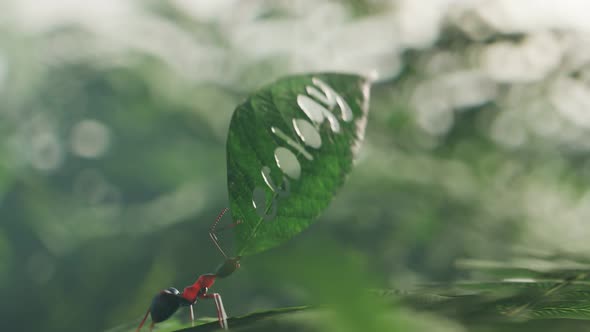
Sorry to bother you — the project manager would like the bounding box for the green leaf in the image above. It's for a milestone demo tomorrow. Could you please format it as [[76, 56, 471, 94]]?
[[226, 73, 371, 256], [368, 253, 590, 324], [528, 301, 590, 320], [455, 258, 590, 280]]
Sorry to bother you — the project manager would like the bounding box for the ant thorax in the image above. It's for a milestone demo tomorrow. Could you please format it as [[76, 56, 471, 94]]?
[[182, 274, 217, 303]]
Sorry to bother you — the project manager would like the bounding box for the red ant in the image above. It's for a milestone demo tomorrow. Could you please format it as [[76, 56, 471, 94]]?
[[136, 208, 241, 331]]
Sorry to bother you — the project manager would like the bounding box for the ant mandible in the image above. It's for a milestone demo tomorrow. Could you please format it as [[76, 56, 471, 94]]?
[[136, 208, 241, 331]]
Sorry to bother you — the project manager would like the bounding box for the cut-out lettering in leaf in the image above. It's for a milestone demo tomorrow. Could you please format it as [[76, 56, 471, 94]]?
[[226, 73, 371, 256]]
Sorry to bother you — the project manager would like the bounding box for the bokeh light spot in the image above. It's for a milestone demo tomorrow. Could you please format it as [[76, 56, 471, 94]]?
[[70, 119, 111, 158]]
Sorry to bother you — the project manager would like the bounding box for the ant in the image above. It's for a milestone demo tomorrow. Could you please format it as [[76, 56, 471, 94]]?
[[136, 208, 241, 331]]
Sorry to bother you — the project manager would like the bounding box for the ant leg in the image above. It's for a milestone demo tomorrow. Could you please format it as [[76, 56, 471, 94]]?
[[136, 308, 150, 332], [214, 220, 243, 233], [209, 208, 242, 259], [209, 208, 229, 259], [209, 208, 242, 260], [199, 293, 228, 330], [213, 293, 228, 330]]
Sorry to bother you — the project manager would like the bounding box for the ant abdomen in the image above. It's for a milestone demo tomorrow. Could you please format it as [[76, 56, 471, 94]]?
[[150, 288, 184, 323]]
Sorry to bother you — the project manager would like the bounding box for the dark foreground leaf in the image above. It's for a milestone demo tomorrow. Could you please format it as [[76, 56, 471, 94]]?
[[226, 73, 371, 256], [174, 306, 309, 332]]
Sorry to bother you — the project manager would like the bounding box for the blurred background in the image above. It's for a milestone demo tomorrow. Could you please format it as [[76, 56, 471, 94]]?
[[2, 0, 590, 331]]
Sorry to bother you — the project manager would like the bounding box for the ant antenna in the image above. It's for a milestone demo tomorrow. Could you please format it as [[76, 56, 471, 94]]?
[[210, 208, 230, 259]]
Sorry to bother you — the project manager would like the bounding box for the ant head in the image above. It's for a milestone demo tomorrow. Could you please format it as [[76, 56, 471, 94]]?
[[215, 256, 241, 278], [149, 287, 183, 323]]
